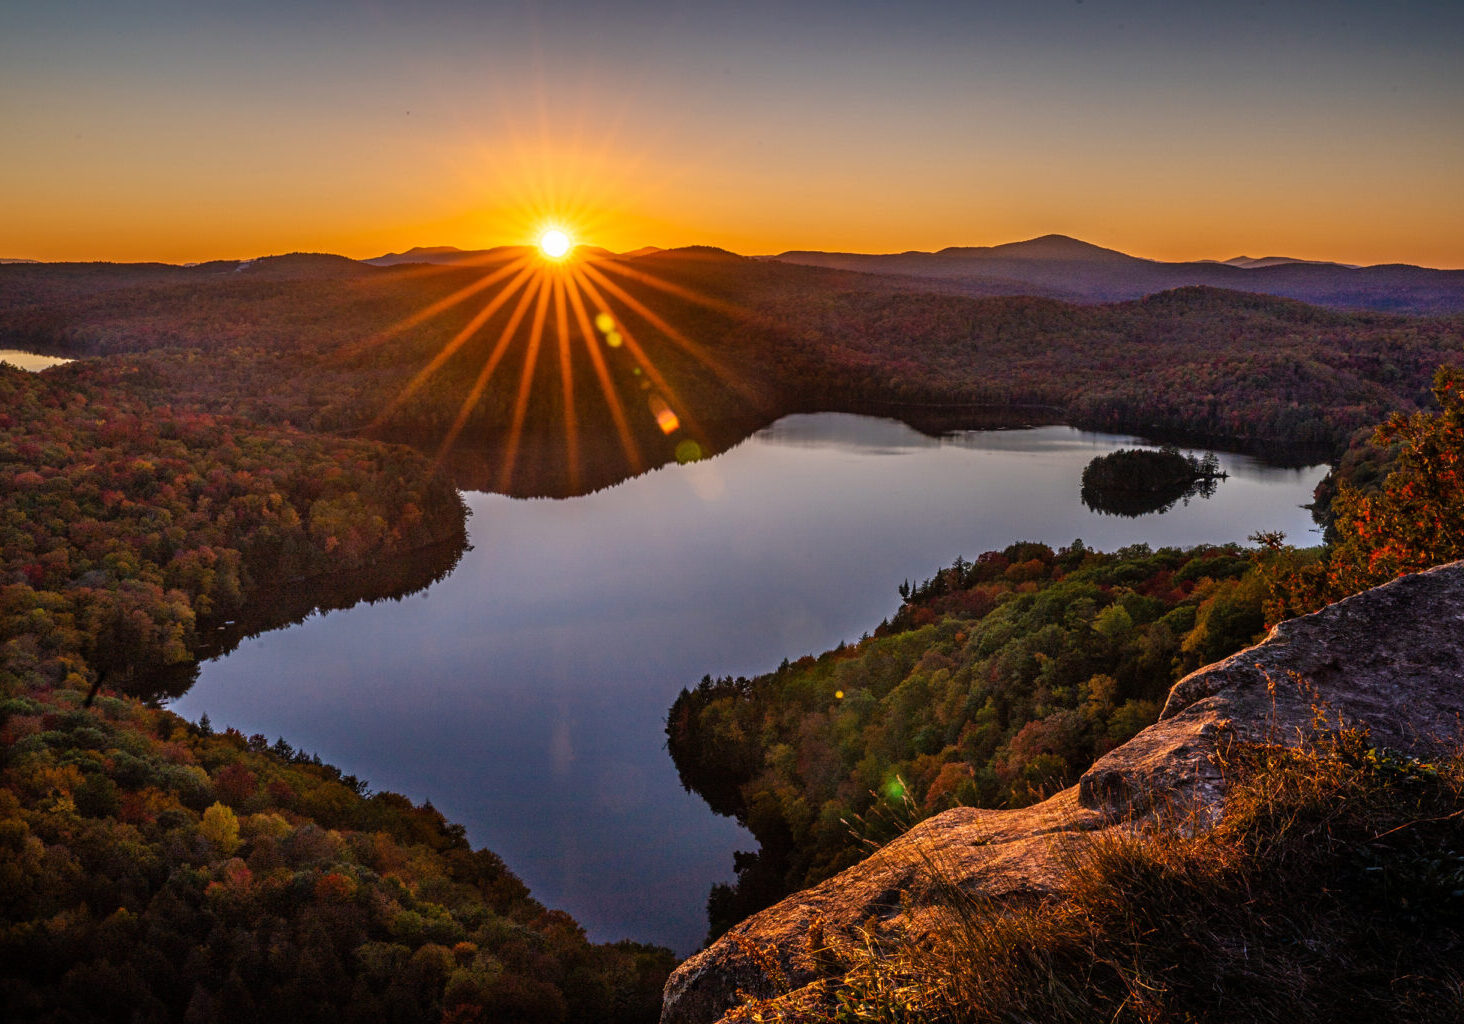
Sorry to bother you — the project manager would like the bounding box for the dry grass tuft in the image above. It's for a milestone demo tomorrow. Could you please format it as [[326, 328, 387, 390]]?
[[725, 731, 1464, 1023]]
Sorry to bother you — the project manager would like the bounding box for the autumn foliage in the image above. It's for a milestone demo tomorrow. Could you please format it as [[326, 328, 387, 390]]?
[[4, 256, 1463, 498], [0, 363, 465, 697], [668, 542, 1272, 939], [673, 363, 1464, 945], [1256, 365, 1464, 622], [1327, 366, 1464, 590], [0, 685, 672, 1022]]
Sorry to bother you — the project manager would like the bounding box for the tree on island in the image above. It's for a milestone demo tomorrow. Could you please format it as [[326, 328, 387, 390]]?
[[1080, 446, 1227, 517]]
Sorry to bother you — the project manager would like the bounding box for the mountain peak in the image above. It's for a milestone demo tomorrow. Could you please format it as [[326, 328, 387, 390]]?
[[980, 234, 1139, 262], [1221, 255, 1356, 270], [363, 245, 526, 267], [397, 245, 465, 258], [644, 245, 745, 261], [234, 252, 376, 278]]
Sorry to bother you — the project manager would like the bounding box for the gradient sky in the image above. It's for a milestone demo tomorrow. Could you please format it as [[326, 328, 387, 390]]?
[[3, 0, 1461, 265]]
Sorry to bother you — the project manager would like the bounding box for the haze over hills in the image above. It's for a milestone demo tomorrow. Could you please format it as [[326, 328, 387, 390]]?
[[365, 243, 624, 266], [773, 234, 1464, 314], [4, 242, 1463, 498], [360, 235, 1464, 314], [1219, 255, 1361, 270], [7, 235, 1461, 314]]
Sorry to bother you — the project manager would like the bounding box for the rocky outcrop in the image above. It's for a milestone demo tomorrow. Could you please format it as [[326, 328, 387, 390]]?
[[663, 561, 1464, 1024]]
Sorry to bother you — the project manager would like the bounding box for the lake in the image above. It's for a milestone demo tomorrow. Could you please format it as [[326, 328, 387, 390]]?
[[171, 415, 1327, 955], [0, 349, 74, 371]]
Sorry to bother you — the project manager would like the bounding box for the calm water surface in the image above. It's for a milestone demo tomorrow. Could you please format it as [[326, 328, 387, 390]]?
[[172, 416, 1327, 954], [0, 348, 74, 371]]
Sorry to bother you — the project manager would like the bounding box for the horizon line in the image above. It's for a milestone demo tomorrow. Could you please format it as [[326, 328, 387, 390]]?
[[5, 232, 1463, 273]]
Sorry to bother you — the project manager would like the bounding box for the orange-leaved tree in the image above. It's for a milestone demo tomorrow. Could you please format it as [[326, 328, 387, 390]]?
[[1328, 365, 1464, 593], [1256, 365, 1464, 626]]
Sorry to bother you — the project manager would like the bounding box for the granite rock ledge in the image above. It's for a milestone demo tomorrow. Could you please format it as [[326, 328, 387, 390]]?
[[662, 560, 1464, 1024]]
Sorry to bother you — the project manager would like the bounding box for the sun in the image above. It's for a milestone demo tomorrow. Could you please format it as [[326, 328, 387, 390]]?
[[361, 200, 744, 494], [538, 228, 572, 260]]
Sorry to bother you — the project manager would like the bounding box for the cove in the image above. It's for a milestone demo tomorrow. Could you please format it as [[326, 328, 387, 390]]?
[[170, 415, 1327, 955], [0, 348, 74, 371]]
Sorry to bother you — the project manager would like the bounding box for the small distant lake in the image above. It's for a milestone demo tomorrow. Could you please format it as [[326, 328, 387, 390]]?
[[0, 349, 73, 371], [171, 415, 1328, 955]]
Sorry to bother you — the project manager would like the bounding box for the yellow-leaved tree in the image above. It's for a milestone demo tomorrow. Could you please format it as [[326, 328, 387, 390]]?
[[199, 801, 240, 854]]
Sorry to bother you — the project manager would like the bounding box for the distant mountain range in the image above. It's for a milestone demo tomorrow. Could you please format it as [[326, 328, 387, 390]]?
[[771, 234, 1464, 314], [5, 242, 1463, 487], [363, 244, 647, 266], [7, 237, 1461, 315], [356, 236, 1464, 314], [1216, 255, 1360, 270]]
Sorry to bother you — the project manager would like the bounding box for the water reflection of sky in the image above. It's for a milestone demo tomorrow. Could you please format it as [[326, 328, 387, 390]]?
[[173, 415, 1327, 955], [0, 349, 73, 371]]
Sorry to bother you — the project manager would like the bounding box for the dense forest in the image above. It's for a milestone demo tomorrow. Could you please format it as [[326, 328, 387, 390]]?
[[4, 250, 1463, 1017], [667, 542, 1269, 938], [0, 362, 466, 701], [0, 361, 677, 1021], [0, 683, 672, 1023], [667, 366, 1464, 942], [2, 253, 1462, 496]]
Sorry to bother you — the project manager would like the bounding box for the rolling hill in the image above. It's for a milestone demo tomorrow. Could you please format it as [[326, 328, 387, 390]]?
[[774, 234, 1464, 314], [2, 247, 1461, 497]]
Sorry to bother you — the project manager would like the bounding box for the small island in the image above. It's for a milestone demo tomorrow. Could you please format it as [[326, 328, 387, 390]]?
[[1081, 446, 1228, 517]]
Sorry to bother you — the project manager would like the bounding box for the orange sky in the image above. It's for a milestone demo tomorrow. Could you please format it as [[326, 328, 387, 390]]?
[[3, 2, 1462, 268]]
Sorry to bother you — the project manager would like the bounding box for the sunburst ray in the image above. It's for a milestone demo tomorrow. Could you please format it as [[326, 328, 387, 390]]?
[[596, 257, 751, 321], [373, 261, 538, 428], [569, 265, 707, 441], [431, 269, 545, 467], [578, 260, 755, 402], [337, 254, 532, 364], [499, 274, 556, 488], [551, 272, 581, 492], [563, 268, 642, 474]]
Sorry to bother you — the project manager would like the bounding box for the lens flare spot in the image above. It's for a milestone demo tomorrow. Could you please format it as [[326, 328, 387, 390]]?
[[675, 438, 703, 463], [649, 395, 680, 434], [594, 312, 615, 333], [834, 689, 844, 700], [539, 229, 572, 259], [881, 776, 907, 803], [605, 330, 623, 347]]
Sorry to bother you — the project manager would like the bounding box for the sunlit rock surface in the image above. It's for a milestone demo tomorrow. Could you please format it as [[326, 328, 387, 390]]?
[[663, 560, 1464, 1024]]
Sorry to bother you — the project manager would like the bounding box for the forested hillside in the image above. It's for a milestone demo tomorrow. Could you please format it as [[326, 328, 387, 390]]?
[[668, 365, 1464, 943], [5, 250, 1463, 1015], [0, 361, 675, 1022], [3, 253, 1461, 496], [774, 234, 1464, 313], [0, 363, 466, 701], [0, 683, 672, 1023], [668, 542, 1269, 939]]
